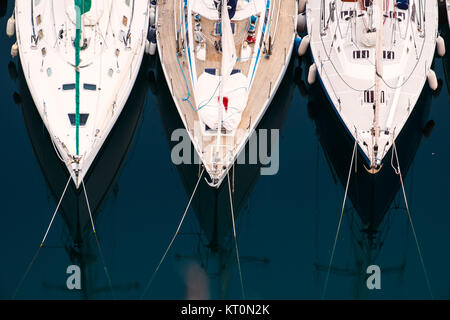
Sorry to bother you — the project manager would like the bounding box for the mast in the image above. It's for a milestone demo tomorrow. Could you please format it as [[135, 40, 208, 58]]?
[[216, 1, 224, 163], [372, 0, 383, 169], [75, 0, 82, 157], [216, 0, 236, 174]]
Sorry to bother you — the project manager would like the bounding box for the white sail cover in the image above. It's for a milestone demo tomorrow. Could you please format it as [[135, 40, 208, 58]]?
[[221, 0, 237, 103], [198, 0, 248, 132]]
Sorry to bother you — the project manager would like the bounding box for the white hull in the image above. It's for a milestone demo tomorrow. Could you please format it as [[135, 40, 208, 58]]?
[[306, 0, 438, 169], [447, 0, 450, 29], [14, 0, 150, 187]]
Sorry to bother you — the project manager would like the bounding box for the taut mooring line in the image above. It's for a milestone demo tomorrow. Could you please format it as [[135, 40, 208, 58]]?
[[322, 139, 357, 299], [227, 171, 245, 299], [82, 180, 115, 299], [392, 141, 433, 299], [140, 168, 205, 299], [12, 175, 72, 299]]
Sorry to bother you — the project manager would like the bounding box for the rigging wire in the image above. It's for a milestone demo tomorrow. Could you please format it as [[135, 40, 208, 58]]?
[[227, 171, 245, 299], [81, 180, 115, 299], [321, 138, 357, 299], [12, 175, 72, 299], [140, 168, 205, 299], [391, 140, 434, 299]]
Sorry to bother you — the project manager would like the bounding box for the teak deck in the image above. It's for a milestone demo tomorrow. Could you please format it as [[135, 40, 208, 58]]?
[[157, 0, 297, 185]]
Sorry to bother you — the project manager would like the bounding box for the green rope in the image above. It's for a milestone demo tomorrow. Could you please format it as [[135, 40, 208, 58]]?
[[74, 0, 91, 156], [75, 0, 81, 155]]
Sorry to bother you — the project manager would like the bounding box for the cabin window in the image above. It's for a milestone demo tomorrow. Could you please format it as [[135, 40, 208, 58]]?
[[383, 50, 395, 60], [353, 50, 369, 59], [364, 90, 385, 103], [62, 83, 76, 90], [364, 90, 374, 103], [68, 114, 89, 126], [83, 84, 97, 91]]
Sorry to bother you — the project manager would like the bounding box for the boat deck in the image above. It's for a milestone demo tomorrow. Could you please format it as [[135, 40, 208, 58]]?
[[306, 0, 438, 167], [157, 0, 296, 184]]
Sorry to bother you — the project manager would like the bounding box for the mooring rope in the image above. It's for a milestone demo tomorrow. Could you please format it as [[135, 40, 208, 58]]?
[[81, 180, 115, 299], [321, 139, 357, 299], [140, 168, 205, 299], [12, 175, 72, 299], [392, 141, 434, 299], [227, 171, 245, 299]]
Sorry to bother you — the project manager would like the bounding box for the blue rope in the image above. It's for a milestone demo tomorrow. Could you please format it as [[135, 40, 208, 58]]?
[[176, 51, 197, 112], [176, 1, 196, 112], [197, 80, 221, 110]]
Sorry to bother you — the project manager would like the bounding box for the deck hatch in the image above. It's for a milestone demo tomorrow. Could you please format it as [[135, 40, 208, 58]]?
[[83, 83, 97, 90], [62, 83, 76, 90], [205, 68, 217, 75], [68, 113, 89, 126]]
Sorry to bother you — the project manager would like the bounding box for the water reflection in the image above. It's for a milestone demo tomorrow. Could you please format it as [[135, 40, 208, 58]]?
[[299, 57, 433, 231], [11, 55, 150, 298], [296, 50, 435, 298], [439, 13, 450, 97], [151, 56, 296, 299], [0, 0, 6, 19], [2, 2, 448, 297]]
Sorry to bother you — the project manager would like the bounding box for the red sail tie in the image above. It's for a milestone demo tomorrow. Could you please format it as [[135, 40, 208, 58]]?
[[223, 97, 229, 111]]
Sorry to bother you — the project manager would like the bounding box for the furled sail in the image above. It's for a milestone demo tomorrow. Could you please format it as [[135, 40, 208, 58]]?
[[220, 0, 237, 105], [198, 0, 248, 132]]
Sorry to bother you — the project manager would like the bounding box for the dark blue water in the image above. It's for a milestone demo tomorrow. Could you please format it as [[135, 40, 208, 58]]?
[[1, 1, 450, 299]]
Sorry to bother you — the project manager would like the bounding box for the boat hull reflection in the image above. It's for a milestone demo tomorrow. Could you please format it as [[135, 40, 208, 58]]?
[[300, 57, 433, 230], [153, 55, 295, 298], [154, 56, 295, 249], [16, 56, 150, 298]]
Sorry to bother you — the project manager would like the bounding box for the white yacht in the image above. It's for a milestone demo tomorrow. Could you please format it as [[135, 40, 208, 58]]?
[[156, 0, 297, 187], [305, 0, 439, 172], [12, 0, 150, 187]]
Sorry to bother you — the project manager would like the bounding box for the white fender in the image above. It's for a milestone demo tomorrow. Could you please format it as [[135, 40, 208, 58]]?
[[149, 7, 156, 26], [6, 16, 15, 38], [436, 35, 446, 57], [298, 34, 310, 56], [298, 0, 306, 14], [308, 63, 317, 85], [427, 69, 438, 90], [145, 40, 151, 55], [11, 42, 18, 58], [297, 13, 307, 33], [149, 41, 157, 56]]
